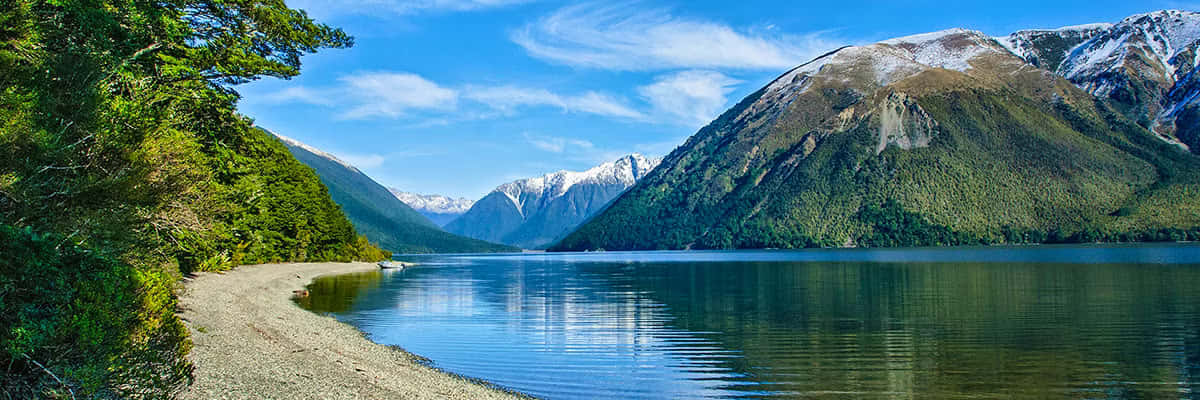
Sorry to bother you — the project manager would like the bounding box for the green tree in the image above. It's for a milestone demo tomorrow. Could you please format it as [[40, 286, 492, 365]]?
[[0, 1, 384, 397]]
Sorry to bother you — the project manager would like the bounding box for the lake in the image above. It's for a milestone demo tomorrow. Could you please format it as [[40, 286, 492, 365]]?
[[297, 245, 1200, 399]]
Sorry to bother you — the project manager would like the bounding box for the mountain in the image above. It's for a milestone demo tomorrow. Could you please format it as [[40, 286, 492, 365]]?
[[999, 10, 1200, 153], [445, 154, 661, 249], [389, 190, 475, 227], [552, 17, 1200, 252], [274, 133, 518, 254]]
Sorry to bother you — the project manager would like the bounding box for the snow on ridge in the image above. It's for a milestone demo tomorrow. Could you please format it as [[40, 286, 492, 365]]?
[[995, 23, 1113, 66], [1060, 10, 1200, 83], [768, 29, 1006, 95], [881, 28, 1001, 72], [492, 154, 662, 212], [1120, 9, 1199, 25], [390, 190, 475, 214], [271, 132, 362, 173], [768, 11, 1200, 98], [879, 28, 976, 46], [1059, 32, 1133, 82], [1013, 23, 1114, 34], [766, 51, 838, 93], [1048, 23, 1115, 33]]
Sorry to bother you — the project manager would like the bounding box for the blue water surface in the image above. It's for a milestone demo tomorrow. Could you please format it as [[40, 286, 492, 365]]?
[[299, 244, 1200, 399]]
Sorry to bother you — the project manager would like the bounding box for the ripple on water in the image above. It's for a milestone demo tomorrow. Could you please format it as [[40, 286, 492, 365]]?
[[302, 246, 1200, 399]]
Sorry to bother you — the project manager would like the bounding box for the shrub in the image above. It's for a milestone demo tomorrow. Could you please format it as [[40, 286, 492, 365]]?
[[0, 224, 192, 398]]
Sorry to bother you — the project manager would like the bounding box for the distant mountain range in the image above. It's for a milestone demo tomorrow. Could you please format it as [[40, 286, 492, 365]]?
[[553, 10, 1200, 251], [274, 133, 517, 254], [997, 10, 1200, 153], [445, 154, 660, 249], [389, 191, 474, 227]]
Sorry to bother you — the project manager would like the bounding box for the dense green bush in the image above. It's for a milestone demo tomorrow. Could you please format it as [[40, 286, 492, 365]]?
[[855, 199, 987, 248], [0, 224, 192, 398], [0, 0, 388, 397]]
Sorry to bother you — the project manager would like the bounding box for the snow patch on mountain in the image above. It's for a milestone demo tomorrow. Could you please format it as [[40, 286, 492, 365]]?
[[768, 29, 1009, 96], [1048, 23, 1116, 33], [389, 190, 475, 214], [995, 23, 1112, 69], [1060, 10, 1200, 83], [494, 154, 661, 214], [271, 132, 362, 173], [880, 28, 998, 72]]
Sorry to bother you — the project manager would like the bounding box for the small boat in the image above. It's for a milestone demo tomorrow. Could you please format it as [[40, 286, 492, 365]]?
[[377, 261, 415, 270]]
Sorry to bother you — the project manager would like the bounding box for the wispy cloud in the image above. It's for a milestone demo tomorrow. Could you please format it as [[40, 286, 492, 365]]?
[[568, 92, 645, 120], [638, 70, 740, 127], [267, 71, 646, 122], [464, 86, 644, 119], [334, 152, 387, 169], [524, 132, 596, 153], [261, 86, 336, 106], [288, 0, 535, 16], [337, 72, 459, 119], [511, 2, 843, 71]]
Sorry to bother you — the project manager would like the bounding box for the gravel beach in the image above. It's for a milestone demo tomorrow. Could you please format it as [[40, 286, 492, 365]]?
[[178, 262, 523, 400]]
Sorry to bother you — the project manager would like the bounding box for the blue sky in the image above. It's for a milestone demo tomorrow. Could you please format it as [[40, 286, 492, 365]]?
[[238, 0, 1198, 199]]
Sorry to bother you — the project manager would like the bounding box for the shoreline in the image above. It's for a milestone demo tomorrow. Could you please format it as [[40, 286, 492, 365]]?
[[178, 262, 523, 399]]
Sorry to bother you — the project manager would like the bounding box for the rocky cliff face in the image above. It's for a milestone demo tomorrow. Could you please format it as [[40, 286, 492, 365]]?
[[1000, 10, 1200, 152]]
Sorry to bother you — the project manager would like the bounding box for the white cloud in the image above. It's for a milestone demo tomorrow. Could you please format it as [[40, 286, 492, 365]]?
[[463, 86, 645, 119], [333, 152, 387, 169], [263, 72, 646, 122], [638, 70, 740, 127], [463, 86, 561, 111], [511, 2, 843, 71], [337, 72, 458, 119], [288, 0, 534, 16], [261, 86, 335, 106], [568, 92, 645, 119], [524, 132, 595, 153]]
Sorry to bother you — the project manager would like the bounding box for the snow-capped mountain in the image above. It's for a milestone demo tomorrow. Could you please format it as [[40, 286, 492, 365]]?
[[999, 10, 1200, 152], [771, 28, 1007, 94], [445, 154, 661, 249], [996, 23, 1113, 71], [494, 154, 660, 213], [274, 133, 365, 173], [553, 10, 1200, 252], [271, 132, 516, 253], [757, 28, 1033, 156], [389, 190, 475, 227]]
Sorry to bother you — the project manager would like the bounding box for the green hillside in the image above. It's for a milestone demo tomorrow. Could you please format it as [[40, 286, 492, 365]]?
[[0, 1, 387, 397], [279, 136, 519, 254], [552, 31, 1200, 252]]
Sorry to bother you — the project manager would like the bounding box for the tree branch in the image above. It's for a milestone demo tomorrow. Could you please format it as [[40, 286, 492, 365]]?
[[20, 354, 75, 400]]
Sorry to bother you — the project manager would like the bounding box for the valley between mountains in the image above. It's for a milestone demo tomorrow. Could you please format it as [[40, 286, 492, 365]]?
[[275, 10, 1200, 253]]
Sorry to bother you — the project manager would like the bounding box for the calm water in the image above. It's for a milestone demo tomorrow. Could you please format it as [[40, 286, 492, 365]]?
[[298, 245, 1200, 399]]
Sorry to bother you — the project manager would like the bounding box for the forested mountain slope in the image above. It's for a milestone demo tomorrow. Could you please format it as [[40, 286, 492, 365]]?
[[277, 134, 518, 254], [553, 23, 1200, 252], [390, 191, 475, 227]]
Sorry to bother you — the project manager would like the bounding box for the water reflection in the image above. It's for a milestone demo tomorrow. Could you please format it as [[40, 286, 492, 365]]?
[[300, 247, 1200, 399], [294, 270, 384, 313]]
